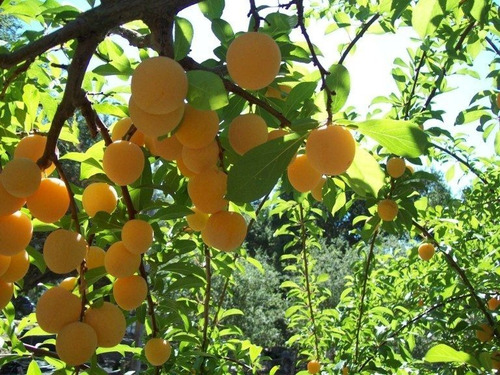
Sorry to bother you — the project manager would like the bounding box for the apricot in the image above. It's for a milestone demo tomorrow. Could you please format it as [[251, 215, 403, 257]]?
[[265, 84, 291, 100], [1, 158, 41, 198], [201, 211, 247, 252], [129, 96, 184, 138], [150, 135, 183, 161], [488, 297, 500, 311], [0, 280, 13, 310], [0, 250, 29, 282], [182, 140, 219, 174], [174, 104, 219, 149], [102, 140, 145, 186], [111, 117, 145, 146], [287, 154, 322, 193], [311, 176, 327, 202], [104, 241, 141, 278], [144, 337, 172, 366], [0, 255, 10, 277], [86, 246, 106, 269], [176, 156, 197, 178], [59, 276, 78, 291], [377, 199, 398, 222], [187, 168, 228, 214], [386, 157, 406, 179], [307, 360, 320, 374], [56, 322, 97, 366], [14, 134, 55, 175], [418, 243, 435, 261], [267, 128, 289, 141], [84, 302, 126, 348], [305, 125, 355, 176], [0, 177, 26, 217], [82, 182, 118, 218], [122, 219, 154, 255], [26, 178, 69, 223], [476, 323, 494, 342], [131, 56, 187, 114], [36, 286, 81, 333], [0, 211, 33, 256], [186, 207, 209, 232], [228, 114, 268, 155], [113, 275, 147, 311], [43, 229, 87, 274], [226, 32, 281, 90]]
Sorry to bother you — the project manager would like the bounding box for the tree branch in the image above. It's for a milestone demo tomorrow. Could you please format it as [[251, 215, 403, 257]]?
[[338, 13, 380, 65], [201, 245, 212, 353], [403, 49, 427, 120]]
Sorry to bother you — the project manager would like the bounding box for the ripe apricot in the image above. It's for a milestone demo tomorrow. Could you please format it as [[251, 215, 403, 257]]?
[[488, 297, 500, 311], [0, 211, 33, 256], [182, 140, 219, 174], [111, 117, 145, 146], [104, 241, 141, 278], [0, 177, 26, 217], [36, 286, 81, 333], [305, 125, 355, 176], [311, 176, 327, 202], [287, 154, 322, 193], [1, 158, 41, 198], [267, 128, 289, 141], [228, 114, 268, 155], [27, 177, 69, 223], [174, 104, 219, 149], [103, 140, 145, 186], [0, 250, 29, 282], [86, 246, 106, 270], [144, 337, 172, 366], [377, 199, 398, 222], [201, 211, 247, 252], [14, 134, 55, 175], [226, 32, 281, 90], [84, 302, 126, 348], [187, 168, 228, 214], [59, 276, 78, 291], [122, 219, 154, 255], [386, 157, 406, 179], [265, 84, 291, 100], [176, 156, 197, 178], [113, 275, 147, 311], [56, 322, 97, 366], [43, 229, 87, 274], [150, 135, 183, 161], [418, 243, 435, 261], [476, 323, 494, 342], [0, 255, 10, 277], [307, 360, 320, 374], [82, 182, 118, 218], [186, 207, 209, 232], [129, 97, 184, 138], [0, 280, 13, 310], [131, 56, 188, 114]]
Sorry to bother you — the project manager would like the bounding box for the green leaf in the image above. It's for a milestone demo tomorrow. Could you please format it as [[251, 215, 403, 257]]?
[[186, 70, 228, 110], [325, 64, 350, 114], [27, 360, 42, 375], [495, 130, 500, 156], [345, 146, 385, 197], [227, 133, 306, 203], [284, 82, 317, 117], [356, 119, 429, 157], [411, 0, 444, 38], [198, 0, 224, 20], [174, 17, 193, 60], [463, 0, 489, 23], [26, 245, 46, 273], [129, 152, 153, 211], [211, 18, 234, 46], [424, 344, 480, 368]]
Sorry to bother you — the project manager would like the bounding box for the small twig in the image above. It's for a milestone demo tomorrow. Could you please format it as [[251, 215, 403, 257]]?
[[52, 158, 81, 234], [486, 37, 500, 56], [220, 355, 253, 372], [139, 261, 159, 338], [0, 58, 33, 99], [338, 13, 380, 65], [201, 245, 212, 353], [248, 0, 263, 31], [403, 49, 427, 120], [23, 344, 90, 369]]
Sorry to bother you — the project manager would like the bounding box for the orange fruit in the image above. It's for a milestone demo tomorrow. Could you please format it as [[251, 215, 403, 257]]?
[[228, 113, 268, 155], [0, 255, 11, 277], [186, 207, 209, 232], [0, 176, 26, 217], [0, 211, 33, 256], [150, 135, 183, 161], [174, 104, 219, 149], [386, 157, 406, 179], [201, 211, 247, 252], [265, 84, 291, 100], [26, 177, 69, 223], [181, 140, 219, 174], [43, 229, 87, 274], [0, 250, 29, 282], [488, 297, 500, 311], [84, 302, 126, 347], [103, 140, 145, 186], [476, 323, 494, 342], [144, 337, 172, 366], [187, 168, 228, 214], [86, 246, 106, 270], [311, 176, 327, 202], [0, 280, 13, 310], [267, 128, 289, 141], [122, 219, 154, 255], [113, 275, 148, 311], [307, 360, 320, 374], [1, 158, 41, 198], [56, 322, 97, 366], [176, 156, 197, 178], [36, 286, 81, 333], [377, 199, 398, 222], [82, 182, 118, 218], [418, 243, 435, 261], [104, 241, 141, 278], [59, 276, 78, 291], [14, 134, 55, 175], [287, 154, 322, 193], [111, 117, 145, 146]]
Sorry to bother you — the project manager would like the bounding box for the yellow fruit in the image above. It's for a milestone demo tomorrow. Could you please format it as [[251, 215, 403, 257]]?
[[406, 165, 415, 174], [1, 157, 41, 198], [174, 104, 219, 149], [311, 176, 327, 202], [0, 250, 29, 282], [267, 128, 289, 141], [82, 182, 118, 218], [0, 280, 13, 310], [111, 117, 145, 146], [386, 157, 406, 179], [228, 113, 269, 155], [122, 219, 154, 255], [307, 360, 320, 374], [226, 32, 281, 90], [150, 135, 183, 161], [0, 176, 26, 217], [287, 154, 322, 193], [129, 96, 184, 138], [377, 199, 398, 222], [14, 134, 55, 175], [181, 140, 219, 174], [488, 297, 500, 311], [491, 351, 500, 370], [59, 277, 78, 291], [104, 241, 141, 278], [176, 156, 198, 178], [113, 275, 148, 311], [131, 56, 188, 114], [187, 168, 228, 214], [103, 140, 145, 186], [265, 84, 291, 99], [305, 125, 356, 176], [56, 322, 97, 366], [26, 178, 69, 223], [0, 255, 11, 277], [342, 365, 349, 375], [86, 246, 106, 269], [36, 286, 81, 333], [476, 323, 494, 342], [186, 207, 209, 232], [144, 337, 172, 366], [201, 211, 247, 252], [0, 211, 33, 256], [84, 302, 126, 348], [43, 229, 87, 274], [418, 243, 435, 261]]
